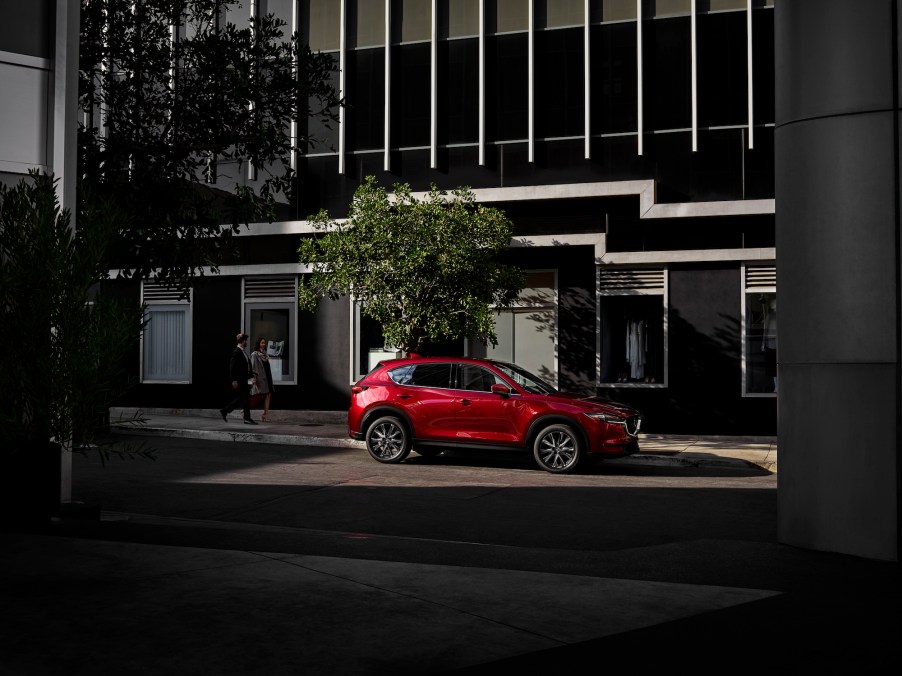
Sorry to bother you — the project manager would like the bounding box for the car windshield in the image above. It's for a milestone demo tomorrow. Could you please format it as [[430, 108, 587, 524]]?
[[492, 362, 557, 395]]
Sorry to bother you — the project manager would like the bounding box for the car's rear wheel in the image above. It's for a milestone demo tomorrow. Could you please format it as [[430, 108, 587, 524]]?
[[533, 424, 581, 474], [365, 416, 411, 463]]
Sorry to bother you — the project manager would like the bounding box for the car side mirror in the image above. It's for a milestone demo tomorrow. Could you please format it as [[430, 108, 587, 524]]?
[[490, 384, 511, 396]]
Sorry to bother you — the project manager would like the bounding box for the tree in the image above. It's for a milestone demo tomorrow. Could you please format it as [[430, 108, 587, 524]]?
[[0, 173, 151, 520], [79, 0, 341, 288], [297, 177, 526, 355]]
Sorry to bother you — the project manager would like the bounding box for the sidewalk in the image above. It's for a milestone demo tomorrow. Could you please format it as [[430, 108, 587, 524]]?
[[109, 407, 778, 473]]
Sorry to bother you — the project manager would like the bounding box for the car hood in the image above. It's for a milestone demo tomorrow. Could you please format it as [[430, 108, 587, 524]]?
[[547, 392, 639, 417]]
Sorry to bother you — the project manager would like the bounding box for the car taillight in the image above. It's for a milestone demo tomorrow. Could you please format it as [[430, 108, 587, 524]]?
[[351, 385, 368, 394]]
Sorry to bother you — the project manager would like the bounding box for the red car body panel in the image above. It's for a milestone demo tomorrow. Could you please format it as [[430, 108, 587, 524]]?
[[349, 356, 642, 459]]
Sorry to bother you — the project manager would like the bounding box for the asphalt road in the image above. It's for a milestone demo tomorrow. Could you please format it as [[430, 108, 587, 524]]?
[[21, 435, 895, 674]]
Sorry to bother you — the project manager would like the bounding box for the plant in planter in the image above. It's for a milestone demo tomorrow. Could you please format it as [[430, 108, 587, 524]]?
[[0, 173, 152, 525], [297, 177, 525, 356]]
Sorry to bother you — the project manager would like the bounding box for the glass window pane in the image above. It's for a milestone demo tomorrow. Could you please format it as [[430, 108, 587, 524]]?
[[592, 23, 638, 134], [440, 0, 480, 38], [459, 364, 502, 391], [493, 0, 529, 33], [599, 295, 664, 384], [535, 28, 584, 138], [645, 0, 691, 18], [248, 306, 292, 382], [697, 11, 747, 127], [0, 0, 50, 58], [143, 307, 188, 381], [394, 0, 432, 43], [346, 48, 385, 151], [542, 0, 584, 28], [644, 16, 691, 131], [350, 0, 386, 48], [392, 43, 431, 146], [410, 363, 453, 387], [487, 33, 529, 141], [513, 309, 556, 385], [700, 0, 748, 11], [439, 38, 479, 144], [746, 291, 777, 394], [302, 0, 341, 51], [592, 0, 637, 23]]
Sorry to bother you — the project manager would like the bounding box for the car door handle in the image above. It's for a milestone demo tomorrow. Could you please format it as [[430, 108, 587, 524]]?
[[397, 393, 411, 399], [459, 398, 472, 406]]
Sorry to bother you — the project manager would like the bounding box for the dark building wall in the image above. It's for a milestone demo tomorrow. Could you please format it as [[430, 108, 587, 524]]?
[[608, 264, 776, 435]]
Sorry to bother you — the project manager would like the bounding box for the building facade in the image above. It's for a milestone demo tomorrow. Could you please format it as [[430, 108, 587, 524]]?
[[119, 0, 777, 436]]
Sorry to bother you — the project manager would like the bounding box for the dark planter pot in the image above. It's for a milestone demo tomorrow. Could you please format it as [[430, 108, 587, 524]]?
[[2, 441, 62, 527]]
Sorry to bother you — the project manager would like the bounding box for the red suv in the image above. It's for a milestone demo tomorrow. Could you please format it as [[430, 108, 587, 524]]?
[[349, 356, 642, 474]]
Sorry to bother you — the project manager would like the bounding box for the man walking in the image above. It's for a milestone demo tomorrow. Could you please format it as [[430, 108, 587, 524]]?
[[220, 332, 257, 424]]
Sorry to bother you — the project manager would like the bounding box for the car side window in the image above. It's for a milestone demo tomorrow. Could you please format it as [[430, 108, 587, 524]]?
[[387, 365, 415, 385], [458, 364, 501, 392], [408, 363, 452, 388]]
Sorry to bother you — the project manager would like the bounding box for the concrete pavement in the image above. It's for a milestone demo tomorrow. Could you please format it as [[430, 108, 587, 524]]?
[[107, 406, 779, 473], [5, 409, 899, 674]]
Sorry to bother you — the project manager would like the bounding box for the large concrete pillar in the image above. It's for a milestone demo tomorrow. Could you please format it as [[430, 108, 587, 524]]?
[[776, 0, 901, 561]]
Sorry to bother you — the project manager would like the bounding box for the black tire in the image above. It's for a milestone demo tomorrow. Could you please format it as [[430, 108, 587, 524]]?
[[532, 424, 582, 474], [365, 416, 411, 463]]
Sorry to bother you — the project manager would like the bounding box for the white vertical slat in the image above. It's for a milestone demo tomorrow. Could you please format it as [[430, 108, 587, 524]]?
[[636, 0, 643, 156], [747, 0, 754, 149], [584, 0, 591, 159], [528, 0, 534, 163], [338, 0, 346, 174], [290, 0, 298, 171], [384, 0, 392, 170], [691, 0, 697, 153], [431, 0, 438, 169], [479, 0, 486, 166]]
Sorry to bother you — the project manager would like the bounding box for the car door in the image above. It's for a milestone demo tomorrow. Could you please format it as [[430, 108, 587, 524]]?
[[453, 364, 521, 446], [391, 362, 458, 442]]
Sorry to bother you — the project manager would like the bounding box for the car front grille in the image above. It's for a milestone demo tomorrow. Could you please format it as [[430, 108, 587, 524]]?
[[625, 415, 642, 437]]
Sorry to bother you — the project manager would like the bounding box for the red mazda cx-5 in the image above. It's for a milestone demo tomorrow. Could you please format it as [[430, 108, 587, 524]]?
[[348, 356, 642, 474]]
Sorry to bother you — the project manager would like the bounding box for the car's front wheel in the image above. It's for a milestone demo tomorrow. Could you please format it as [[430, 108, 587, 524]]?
[[365, 416, 411, 463], [533, 424, 582, 473]]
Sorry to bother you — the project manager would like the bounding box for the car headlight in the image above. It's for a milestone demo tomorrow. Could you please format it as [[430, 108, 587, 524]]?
[[584, 412, 625, 424]]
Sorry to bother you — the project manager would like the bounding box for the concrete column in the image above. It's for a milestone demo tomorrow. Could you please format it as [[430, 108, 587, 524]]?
[[776, 0, 901, 561]]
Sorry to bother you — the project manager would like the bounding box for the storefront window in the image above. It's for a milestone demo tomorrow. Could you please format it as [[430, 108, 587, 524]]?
[[742, 265, 776, 396], [243, 276, 297, 384], [597, 267, 667, 386], [141, 282, 191, 383], [744, 291, 777, 395]]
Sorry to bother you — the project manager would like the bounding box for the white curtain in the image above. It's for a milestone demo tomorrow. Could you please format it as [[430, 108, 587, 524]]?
[[144, 307, 187, 380]]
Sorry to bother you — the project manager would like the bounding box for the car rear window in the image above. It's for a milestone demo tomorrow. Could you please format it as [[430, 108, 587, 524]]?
[[388, 363, 452, 388]]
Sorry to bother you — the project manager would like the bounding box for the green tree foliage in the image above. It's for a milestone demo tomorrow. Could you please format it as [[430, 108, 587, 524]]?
[[79, 0, 341, 288], [0, 173, 150, 461], [297, 177, 526, 355]]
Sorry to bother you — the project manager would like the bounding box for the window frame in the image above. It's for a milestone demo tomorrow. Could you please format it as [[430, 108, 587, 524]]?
[[741, 262, 777, 398], [242, 277, 298, 386], [596, 266, 669, 388], [140, 284, 193, 384]]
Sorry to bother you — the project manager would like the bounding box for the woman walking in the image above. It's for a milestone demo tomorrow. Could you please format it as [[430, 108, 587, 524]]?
[[250, 337, 274, 422]]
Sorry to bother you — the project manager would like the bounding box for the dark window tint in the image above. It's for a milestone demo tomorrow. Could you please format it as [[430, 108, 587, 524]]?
[[0, 0, 50, 58], [535, 28, 584, 138], [752, 8, 774, 125], [458, 365, 501, 392], [304, 59, 341, 152], [409, 363, 453, 387], [591, 22, 638, 135], [644, 16, 691, 131], [486, 33, 528, 141], [697, 11, 747, 128], [388, 364, 415, 384], [392, 42, 431, 147], [346, 48, 385, 151], [439, 38, 479, 144]]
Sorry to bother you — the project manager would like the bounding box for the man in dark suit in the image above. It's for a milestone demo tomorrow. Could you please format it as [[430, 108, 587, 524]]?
[[220, 332, 257, 424]]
